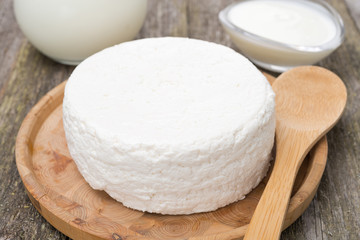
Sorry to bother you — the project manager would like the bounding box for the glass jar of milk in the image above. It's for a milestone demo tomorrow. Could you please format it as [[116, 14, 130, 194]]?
[[14, 0, 147, 65]]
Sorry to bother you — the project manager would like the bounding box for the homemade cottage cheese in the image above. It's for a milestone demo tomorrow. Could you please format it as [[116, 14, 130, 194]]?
[[63, 37, 276, 214]]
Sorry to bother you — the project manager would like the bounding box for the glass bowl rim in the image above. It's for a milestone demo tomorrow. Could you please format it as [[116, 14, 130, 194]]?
[[218, 0, 345, 53]]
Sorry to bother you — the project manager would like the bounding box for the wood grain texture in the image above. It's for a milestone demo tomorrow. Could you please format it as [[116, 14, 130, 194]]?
[[244, 67, 347, 240], [0, 0, 359, 239], [15, 76, 327, 240]]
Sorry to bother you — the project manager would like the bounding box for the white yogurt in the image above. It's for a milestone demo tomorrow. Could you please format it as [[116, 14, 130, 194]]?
[[219, 0, 344, 72], [228, 0, 336, 47]]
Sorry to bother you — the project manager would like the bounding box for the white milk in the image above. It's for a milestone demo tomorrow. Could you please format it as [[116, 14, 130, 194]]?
[[219, 0, 343, 72], [14, 0, 147, 65]]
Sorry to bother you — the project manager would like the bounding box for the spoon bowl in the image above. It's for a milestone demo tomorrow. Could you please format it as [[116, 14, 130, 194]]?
[[274, 67, 347, 130], [244, 66, 347, 240]]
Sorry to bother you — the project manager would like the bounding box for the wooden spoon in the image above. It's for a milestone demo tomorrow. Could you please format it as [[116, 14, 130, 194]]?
[[244, 66, 347, 240]]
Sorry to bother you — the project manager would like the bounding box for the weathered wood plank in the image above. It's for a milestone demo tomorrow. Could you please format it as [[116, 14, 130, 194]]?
[[345, 0, 360, 32], [0, 44, 74, 240], [0, 49, 73, 240], [0, 0, 23, 99], [138, 0, 188, 38], [187, 0, 231, 44]]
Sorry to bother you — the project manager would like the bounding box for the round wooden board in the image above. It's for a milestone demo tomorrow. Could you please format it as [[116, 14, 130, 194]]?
[[16, 74, 328, 240]]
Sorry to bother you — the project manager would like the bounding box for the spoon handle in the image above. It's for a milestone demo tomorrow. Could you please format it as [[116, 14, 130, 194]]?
[[244, 132, 313, 240]]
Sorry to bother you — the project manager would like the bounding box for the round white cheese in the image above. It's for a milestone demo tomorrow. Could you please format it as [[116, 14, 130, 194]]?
[[63, 37, 276, 214]]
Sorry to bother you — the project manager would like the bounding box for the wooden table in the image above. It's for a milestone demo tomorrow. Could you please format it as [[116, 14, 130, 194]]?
[[0, 0, 359, 239]]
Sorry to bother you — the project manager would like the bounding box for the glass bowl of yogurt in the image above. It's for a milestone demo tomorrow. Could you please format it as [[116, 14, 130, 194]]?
[[219, 0, 344, 72], [14, 0, 147, 65]]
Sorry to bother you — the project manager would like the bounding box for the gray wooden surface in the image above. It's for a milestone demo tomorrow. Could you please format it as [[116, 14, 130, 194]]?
[[0, 0, 359, 239]]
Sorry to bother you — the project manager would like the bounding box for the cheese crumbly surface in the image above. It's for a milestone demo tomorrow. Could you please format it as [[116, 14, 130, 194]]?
[[63, 37, 276, 214]]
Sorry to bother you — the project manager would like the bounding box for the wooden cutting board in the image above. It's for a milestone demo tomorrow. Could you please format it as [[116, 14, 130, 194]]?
[[15, 74, 327, 240]]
